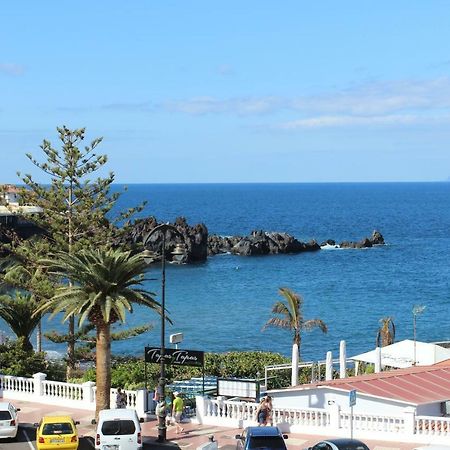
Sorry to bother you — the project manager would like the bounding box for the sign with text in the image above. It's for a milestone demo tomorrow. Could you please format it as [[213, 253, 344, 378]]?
[[349, 389, 357, 407], [145, 347, 204, 367]]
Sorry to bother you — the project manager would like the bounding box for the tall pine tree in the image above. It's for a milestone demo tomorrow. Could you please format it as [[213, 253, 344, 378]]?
[[17, 126, 145, 378]]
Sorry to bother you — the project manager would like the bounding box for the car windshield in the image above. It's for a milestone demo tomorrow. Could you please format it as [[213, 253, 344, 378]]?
[[42, 422, 74, 435], [0, 411, 12, 421], [338, 444, 370, 450], [249, 436, 287, 449], [101, 420, 136, 436]]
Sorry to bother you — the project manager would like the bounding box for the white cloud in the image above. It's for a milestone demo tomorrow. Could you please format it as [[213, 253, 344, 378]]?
[[160, 77, 450, 120], [277, 114, 424, 130], [0, 63, 25, 76], [161, 96, 282, 115]]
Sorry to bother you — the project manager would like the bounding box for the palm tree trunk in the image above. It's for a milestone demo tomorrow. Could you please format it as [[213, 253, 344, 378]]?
[[95, 321, 111, 419], [37, 320, 42, 353], [291, 342, 299, 386], [66, 316, 75, 380]]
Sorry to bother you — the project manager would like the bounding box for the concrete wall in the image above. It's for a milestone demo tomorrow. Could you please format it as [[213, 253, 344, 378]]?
[[271, 387, 413, 416]]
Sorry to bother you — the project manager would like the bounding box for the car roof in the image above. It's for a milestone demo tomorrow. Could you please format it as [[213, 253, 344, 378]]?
[[323, 439, 368, 446], [413, 447, 450, 450], [0, 402, 14, 409], [246, 426, 282, 437], [41, 415, 74, 423], [98, 409, 137, 420]]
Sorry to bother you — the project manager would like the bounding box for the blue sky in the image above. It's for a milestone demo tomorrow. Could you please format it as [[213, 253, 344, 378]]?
[[1, 1, 450, 183]]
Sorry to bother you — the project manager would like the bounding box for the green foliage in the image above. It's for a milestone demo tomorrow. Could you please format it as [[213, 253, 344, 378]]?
[[13, 126, 147, 376], [37, 247, 158, 327], [0, 338, 65, 380], [0, 292, 41, 350]]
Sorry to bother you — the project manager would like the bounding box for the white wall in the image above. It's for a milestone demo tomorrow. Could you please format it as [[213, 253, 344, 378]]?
[[271, 387, 413, 416]]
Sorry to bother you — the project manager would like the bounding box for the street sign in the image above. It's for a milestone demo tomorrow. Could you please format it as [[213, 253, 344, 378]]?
[[349, 389, 357, 407]]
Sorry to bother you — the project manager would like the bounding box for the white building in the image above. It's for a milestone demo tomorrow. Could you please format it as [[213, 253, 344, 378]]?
[[0, 184, 42, 225], [268, 359, 450, 417]]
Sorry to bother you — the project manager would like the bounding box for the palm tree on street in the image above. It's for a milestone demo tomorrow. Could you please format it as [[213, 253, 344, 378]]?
[[36, 247, 159, 418], [262, 287, 328, 387], [0, 292, 42, 351]]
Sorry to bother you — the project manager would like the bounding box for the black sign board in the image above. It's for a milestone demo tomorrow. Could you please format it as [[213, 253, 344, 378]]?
[[145, 347, 204, 367]]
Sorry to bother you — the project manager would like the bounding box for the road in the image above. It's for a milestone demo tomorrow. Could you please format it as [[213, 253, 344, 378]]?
[[0, 425, 96, 450]]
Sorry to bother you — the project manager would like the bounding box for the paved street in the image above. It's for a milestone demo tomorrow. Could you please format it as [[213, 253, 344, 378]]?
[[0, 399, 428, 450]]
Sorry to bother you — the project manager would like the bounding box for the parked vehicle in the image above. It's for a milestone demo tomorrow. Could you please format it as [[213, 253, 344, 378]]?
[[35, 415, 80, 450], [306, 438, 370, 450], [0, 401, 20, 440], [413, 447, 450, 450], [235, 426, 288, 450], [95, 408, 144, 450]]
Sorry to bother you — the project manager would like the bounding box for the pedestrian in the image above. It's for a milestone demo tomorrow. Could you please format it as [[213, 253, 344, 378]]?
[[256, 396, 271, 426], [116, 388, 127, 409], [172, 391, 184, 434], [265, 396, 273, 425]]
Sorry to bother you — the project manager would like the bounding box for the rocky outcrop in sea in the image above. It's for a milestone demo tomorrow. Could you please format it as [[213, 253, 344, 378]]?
[[128, 216, 385, 262]]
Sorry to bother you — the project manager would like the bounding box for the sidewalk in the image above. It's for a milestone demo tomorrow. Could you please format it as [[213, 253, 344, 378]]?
[[8, 398, 426, 450]]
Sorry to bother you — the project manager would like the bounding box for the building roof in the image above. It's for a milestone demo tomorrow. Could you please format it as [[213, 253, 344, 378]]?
[[0, 184, 21, 193], [279, 363, 450, 405], [350, 339, 450, 368]]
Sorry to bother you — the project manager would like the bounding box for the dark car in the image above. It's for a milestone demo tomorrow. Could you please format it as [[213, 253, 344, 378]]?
[[307, 438, 370, 450], [235, 426, 288, 450]]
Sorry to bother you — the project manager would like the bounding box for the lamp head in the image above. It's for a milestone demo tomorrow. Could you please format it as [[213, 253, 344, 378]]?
[[142, 249, 157, 265], [171, 243, 187, 263]]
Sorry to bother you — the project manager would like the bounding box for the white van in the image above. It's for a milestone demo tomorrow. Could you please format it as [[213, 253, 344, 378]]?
[[95, 409, 144, 450]]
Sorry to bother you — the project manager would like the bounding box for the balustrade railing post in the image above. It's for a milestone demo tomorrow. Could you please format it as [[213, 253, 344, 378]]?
[[135, 388, 147, 418], [82, 381, 96, 407], [33, 372, 47, 400], [329, 403, 341, 432], [195, 395, 207, 424], [403, 406, 416, 437]]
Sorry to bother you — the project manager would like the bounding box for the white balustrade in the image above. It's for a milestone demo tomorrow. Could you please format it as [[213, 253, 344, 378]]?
[[0, 372, 146, 416], [196, 396, 450, 444], [416, 416, 450, 437]]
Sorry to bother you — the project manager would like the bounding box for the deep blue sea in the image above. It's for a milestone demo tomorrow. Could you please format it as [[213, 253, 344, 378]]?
[[2, 183, 450, 362]]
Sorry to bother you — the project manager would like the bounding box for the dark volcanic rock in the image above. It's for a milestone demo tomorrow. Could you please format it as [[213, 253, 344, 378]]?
[[129, 216, 209, 263], [208, 229, 320, 256], [339, 230, 385, 249]]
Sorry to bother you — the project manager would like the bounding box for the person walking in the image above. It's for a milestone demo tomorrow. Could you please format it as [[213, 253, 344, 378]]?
[[256, 396, 271, 426], [116, 388, 127, 409], [172, 391, 184, 434]]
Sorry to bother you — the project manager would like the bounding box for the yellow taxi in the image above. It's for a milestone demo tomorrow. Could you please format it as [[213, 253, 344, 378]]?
[[35, 415, 80, 450]]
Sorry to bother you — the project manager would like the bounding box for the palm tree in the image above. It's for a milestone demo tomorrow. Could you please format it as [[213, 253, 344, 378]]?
[[262, 287, 328, 386], [0, 292, 42, 351], [35, 247, 159, 418], [376, 317, 396, 347]]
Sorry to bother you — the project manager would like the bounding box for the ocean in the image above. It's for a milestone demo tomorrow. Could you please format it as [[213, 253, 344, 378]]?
[[2, 182, 450, 363]]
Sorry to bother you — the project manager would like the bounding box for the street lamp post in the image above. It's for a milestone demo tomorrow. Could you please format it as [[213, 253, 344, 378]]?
[[142, 223, 186, 443], [412, 304, 426, 366]]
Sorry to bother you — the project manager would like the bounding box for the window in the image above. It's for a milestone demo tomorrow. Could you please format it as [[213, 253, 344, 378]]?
[[42, 423, 74, 435], [101, 420, 136, 436], [0, 411, 12, 421], [249, 436, 287, 449]]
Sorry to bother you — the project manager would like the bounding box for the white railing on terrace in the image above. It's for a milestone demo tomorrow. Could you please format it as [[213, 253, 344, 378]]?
[[196, 397, 450, 445], [416, 415, 450, 438], [0, 372, 147, 418]]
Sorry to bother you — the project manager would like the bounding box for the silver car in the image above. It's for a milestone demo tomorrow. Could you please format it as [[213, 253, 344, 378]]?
[[0, 401, 20, 440]]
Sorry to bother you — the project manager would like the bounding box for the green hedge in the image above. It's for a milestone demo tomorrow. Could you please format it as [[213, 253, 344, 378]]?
[[82, 351, 291, 390]]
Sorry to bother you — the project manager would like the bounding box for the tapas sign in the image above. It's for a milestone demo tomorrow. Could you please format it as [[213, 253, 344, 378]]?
[[145, 347, 204, 367]]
